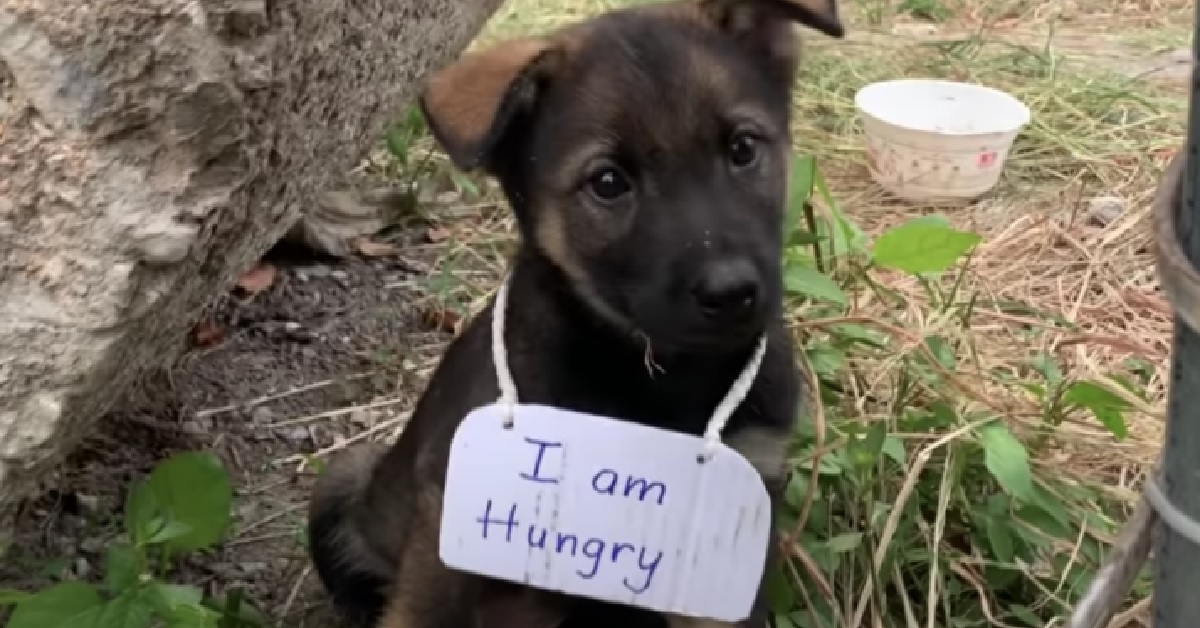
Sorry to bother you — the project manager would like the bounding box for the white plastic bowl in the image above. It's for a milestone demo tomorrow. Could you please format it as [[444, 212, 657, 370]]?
[[854, 79, 1031, 203]]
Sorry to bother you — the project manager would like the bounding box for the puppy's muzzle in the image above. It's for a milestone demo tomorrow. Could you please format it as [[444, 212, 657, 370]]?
[[691, 258, 762, 325]]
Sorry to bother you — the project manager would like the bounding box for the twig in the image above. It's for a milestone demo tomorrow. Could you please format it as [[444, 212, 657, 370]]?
[[235, 504, 303, 539], [848, 415, 994, 628], [280, 565, 314, 619], [194, 372, 378, 419], [1107, 596, 1152, 628], [949, 562, 1025, 628], [276, 412, 413, 469], [265, 397, 408, 428], [1064, 493, 1156, 628]]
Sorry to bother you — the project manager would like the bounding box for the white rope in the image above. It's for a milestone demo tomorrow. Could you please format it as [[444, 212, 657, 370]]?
[[490, 272, 768, 461], [700, 333, 768, 460], [492, 273, 519, 427]]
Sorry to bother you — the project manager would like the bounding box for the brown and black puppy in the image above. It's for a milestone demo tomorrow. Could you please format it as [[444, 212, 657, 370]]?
[[308, 0, 842, 627]]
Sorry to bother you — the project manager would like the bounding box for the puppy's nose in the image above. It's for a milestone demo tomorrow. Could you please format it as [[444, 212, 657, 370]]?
[[692, 259, 761, 321]]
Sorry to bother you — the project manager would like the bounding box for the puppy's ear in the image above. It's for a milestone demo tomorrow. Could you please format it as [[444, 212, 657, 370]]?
[[701, 0, 842, 38], [419, 39, 564, 171], [694, 0, 842, 83]]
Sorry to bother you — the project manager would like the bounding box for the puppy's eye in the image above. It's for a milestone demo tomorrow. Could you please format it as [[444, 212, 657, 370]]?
[[586, 167, 632, 202], [727, 132, 760, 169]]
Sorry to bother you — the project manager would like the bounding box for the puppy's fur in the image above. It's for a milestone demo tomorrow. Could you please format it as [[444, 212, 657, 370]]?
[[308, 1, 843, 626]]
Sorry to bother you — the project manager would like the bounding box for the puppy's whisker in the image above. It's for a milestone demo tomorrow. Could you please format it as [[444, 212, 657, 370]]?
[[636, 330, 665, 377]]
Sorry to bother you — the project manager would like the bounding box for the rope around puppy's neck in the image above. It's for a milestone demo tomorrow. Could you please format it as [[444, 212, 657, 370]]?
[[490, 273, 768, 461]]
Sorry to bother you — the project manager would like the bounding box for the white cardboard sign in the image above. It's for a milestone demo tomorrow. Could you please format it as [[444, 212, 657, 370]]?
[[438, 402, 772, 622]]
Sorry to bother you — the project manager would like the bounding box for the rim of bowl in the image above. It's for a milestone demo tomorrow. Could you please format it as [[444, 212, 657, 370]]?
[[854, 78, 1032, 137]]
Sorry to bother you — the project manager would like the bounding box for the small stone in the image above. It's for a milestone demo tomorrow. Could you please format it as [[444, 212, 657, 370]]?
[[891, 22, 938, 37], [281, 426, 309, 443], [251, 405, 275, 423], [76, 493, 99, 514], [349, 409, 371, 427], [284, 321, 302, 332], [209, 562, 238, 579], [80, 537, 104, 553], [74, 557, 90, 578], [240, 561, 268, 575], [1087, 196, 1126, 227]]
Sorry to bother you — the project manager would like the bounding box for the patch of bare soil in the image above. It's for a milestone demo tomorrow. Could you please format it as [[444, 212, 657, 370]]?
[[0, 234, 452, 627]]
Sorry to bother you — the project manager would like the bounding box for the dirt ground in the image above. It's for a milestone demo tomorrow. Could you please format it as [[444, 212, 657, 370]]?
[[0, 227, 459, 626]]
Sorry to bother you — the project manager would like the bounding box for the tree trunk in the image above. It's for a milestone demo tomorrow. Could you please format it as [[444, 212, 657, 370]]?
[[0, 0, 501, 512]]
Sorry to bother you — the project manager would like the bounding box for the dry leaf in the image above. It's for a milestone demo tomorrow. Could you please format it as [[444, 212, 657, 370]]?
[[352, 236, 401, 257], [426, 226, 453, 242], [192, 320, 226, 348], [420, 305, 462, 333], [236, 262, 277, 295]]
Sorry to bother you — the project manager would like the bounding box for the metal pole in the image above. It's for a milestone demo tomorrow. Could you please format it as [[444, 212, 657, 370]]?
[[1154, 2, 1200, 625]]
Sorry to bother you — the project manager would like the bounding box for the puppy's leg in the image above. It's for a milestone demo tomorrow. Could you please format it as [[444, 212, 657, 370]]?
[[379, 486, 571, 628], [672, 425, 788, 628], [308, 444, 394, 627]]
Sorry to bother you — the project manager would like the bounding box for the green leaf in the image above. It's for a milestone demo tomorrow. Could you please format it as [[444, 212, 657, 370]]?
[[784, 473, 810, 509], [146, 520, 195, 546], [0, 589, 30, 606], [1029, 483, 1072, 528], [162, 602, 222, 628], [449, 171, 480, 199], [1016, 504, 1074, 541], [830, 323, 888, 348], [826, 532, 864, 553], [7, 582, 103, 628], [763, 565, 795, 614], [787, 229, 824, 246], [1028, 353, 1063, 387], [846, 422, 888, 469], [126, 451, 233, 553], [882, 436, 906, 466], [813, 167, 866, 255], [207, 589, 268, 627], [153, 583, 204, 612], [125, 479, 158, 546], [805, 345, 846, 380], [104, 543, 143, 593], [1062, 380, 1130, 440], [150, 583, 212, 625], [1008, 605, 1043, 627], [978, 423, 1033, 501], [784, 265, 847, 306], [96, 590, 154, 628], [871, 218, 982, 275], [923, 335, 956, 370], [774, 613, 800, 628], [985, 516, 1015, 563], [39, 556, 71, 579], [784, 154, 816, 240]]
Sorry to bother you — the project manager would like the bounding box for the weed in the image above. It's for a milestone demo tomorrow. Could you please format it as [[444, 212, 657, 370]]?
[[897, 0, 953, 22], [0, 452, 261, 628], [766, 155, 1144, 628], [382, 104, 483, 217]]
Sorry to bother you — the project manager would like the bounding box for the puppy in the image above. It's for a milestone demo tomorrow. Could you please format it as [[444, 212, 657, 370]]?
[[308, 0, 843, 626]]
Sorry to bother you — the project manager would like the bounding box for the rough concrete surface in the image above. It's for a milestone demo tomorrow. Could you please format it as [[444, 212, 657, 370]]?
[[0, 0, 502, 518]]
